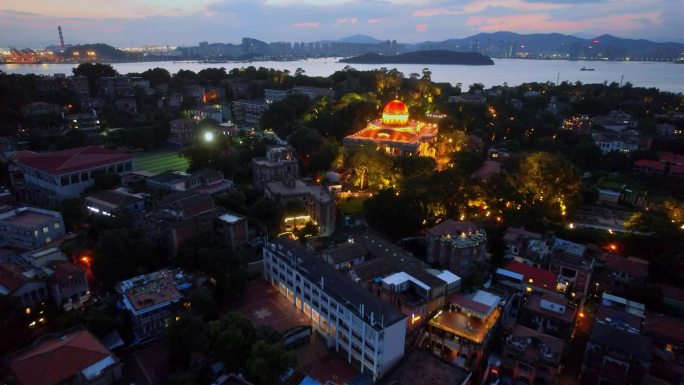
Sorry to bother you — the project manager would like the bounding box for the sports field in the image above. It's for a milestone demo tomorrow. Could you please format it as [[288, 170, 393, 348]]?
[[133, 150, 189, 174]]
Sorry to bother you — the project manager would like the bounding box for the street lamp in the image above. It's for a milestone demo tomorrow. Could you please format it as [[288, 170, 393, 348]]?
[[203, 131, 214, 142]]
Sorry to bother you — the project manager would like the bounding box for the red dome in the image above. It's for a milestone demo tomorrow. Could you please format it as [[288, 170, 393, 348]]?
[[383, 100, 408, 115]]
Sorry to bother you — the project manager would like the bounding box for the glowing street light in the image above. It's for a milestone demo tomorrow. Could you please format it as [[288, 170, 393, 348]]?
[[203, 131, 214, 142]]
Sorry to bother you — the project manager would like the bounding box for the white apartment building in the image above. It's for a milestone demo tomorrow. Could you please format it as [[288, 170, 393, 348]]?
[[263, 239, 406, 380]]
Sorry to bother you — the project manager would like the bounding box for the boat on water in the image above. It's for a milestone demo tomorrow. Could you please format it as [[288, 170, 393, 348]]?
[[580, 67, 595, 71]]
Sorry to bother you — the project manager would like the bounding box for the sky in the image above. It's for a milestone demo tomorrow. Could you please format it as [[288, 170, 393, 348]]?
[[1, 0, 682, 48]]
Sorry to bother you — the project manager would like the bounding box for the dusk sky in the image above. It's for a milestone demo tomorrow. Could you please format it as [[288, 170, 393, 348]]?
[[1, 0, 682, 48]]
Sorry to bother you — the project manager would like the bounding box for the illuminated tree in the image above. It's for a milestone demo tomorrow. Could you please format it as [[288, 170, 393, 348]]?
[[518, 152, 581, 218], [433, 130, 468, 170], [347, 145, 395, 190]]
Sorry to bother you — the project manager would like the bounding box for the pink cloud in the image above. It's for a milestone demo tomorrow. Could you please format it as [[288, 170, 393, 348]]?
[[291, 21, 319, 28], [466, 11, 661, 33], [416, 23, 428, 32], [414, 0, 568, 17], [335, 17, 358, 26], [367, 18, 383, 24]]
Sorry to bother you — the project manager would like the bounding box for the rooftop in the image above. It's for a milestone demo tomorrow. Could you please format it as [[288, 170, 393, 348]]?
[[86, 190, 142, 208], [503, 227, 543, 243], [643, 312, 684, 344], [427, 220, 487, 249], [0, 262, 28, 293], [270, 238, 405, 329], [603, 254, 649, 279], [9, 329, 114, 385], [589, 322, 652, 361], [322, 242, 367, 265], [506, 324, 565, 363], [378, 349, 471, 385], [117, 269, 183, 313], [524, 293, 576, 323], [634, 159, 666, 170], [0, 207, 59, 228], [265, 179, 332, 203], [502, 261, 558, 291], [430, 290, 501, 343], [14, 145, 131, 175]]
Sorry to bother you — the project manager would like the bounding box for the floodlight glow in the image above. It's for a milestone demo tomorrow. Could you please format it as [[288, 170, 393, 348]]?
[[204, 132, 214, 142]]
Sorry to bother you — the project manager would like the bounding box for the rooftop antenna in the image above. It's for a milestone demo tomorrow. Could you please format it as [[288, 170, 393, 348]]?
[[58, 26, 65, 51]]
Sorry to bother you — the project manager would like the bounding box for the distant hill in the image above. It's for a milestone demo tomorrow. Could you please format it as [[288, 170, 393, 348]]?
[[410, 32, 684, 59], [338, 35, 383, 44], [340, 50, 494, 65], [63, 43, 127, 60]]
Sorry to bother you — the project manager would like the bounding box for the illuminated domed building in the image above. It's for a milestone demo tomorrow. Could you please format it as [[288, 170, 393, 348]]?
[[343, 100, 437, 157]]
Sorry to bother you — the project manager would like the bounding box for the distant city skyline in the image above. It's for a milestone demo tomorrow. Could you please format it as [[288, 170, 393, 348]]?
[[1, 0, 682, 48]]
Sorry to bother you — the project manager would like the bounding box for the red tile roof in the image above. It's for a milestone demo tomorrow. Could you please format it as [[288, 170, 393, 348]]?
[[503, 261, 558, 290], [659, 151, 684, 165], [644, 312, 684, 344], [0, 263, 28, 292], [671, 165, 684, 175], [49, 261, 84, 283], [634, 159, 665, 170], [14, 146, 131, 175], [9, 329, 112, 385], [604, 256, 649, 279]]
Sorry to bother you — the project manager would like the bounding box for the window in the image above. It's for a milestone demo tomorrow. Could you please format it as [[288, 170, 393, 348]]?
[[81, 172, 89, 181], [43, 227, 49, 233], [117, 164, 123, 172], [70, 174, 79, 184], [54, 222, 60, 229], [60, 176, 69, 186]]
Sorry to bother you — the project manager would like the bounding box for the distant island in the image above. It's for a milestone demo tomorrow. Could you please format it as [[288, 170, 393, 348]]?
[[340, 50, 495, 65]]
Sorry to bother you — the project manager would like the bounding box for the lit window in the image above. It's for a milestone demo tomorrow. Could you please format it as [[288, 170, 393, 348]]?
[[43, 227, 49, 233], [54, 222, 60, 229]]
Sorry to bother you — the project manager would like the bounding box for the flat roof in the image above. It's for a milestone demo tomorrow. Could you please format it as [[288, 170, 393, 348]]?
[[265, 179, 332, 203], [378, 349, 470, 385], [219, 213, 243, 223], [1, 208, 56, 228], [117, 269, 183, 312]]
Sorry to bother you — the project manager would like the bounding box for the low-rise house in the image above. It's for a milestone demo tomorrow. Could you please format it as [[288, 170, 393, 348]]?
[[426, 290, 501, 371], [143, 191, 218, 256], [502, 325, 565, 385], [66, 111, 101, 131], [264, 88, 290, 103], [643, 312, 684, 384], [425, 220, 487, 277], [321, 241, 367, 271], [20, 101, 63, 118], [448, 93, 486, 105], [0, 262, 48, 307], [291, 86, 335, 100], [495, 261, 560, 296], [581, 306, 652, 385], [601, 254, 649, 292], [518, 293, 577, 339], [549, 238, 595, 298], [251, 146, 299, 191], [10, 145, 133, 205], [146, 169, 233, 196], [85, 189, 146, 224], [634, 159, 666, 175], [114, 98, 138, 114], [7, 328, 123, 385], [168, 119, 198, 145], [264, 176, 335, 237], [502, 227, 552, 266], [117, 269, 191, 338], [216, 211, 249, 249], [0, 206, 65, 249], [232, 99, 269, 125]]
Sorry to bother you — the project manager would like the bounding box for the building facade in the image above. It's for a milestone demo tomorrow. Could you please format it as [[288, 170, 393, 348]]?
[[252, 146, 300, 190], [426, 220, 487, 276], [0, 206, 65, 249], [263, 239, 406, 380], [343, 100, 438, 157], [11, 146, 133, 204], [143, 191, 218, 256], [116, 269, 184, 338]]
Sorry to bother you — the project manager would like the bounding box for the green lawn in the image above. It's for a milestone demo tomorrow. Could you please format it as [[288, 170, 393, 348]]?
[[133, 150, 189, 174], [338, 198, 366, 215]]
